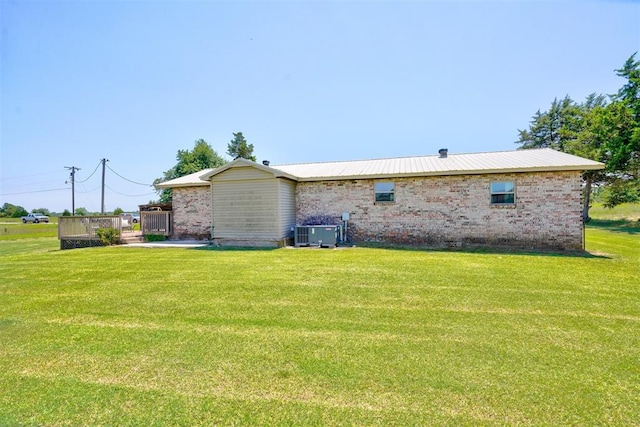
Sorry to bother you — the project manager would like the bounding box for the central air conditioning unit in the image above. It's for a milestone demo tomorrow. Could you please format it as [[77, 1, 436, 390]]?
[[294, 225, 340, 247]]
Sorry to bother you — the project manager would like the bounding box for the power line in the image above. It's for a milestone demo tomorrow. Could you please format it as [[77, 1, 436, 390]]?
[[76, 186, 101, 193], [76, 161, 101, 183], [1, 179, 68, 190], [106, 164, 153, 186], [101, 158, 109, 214], [2, 163, 153, 186], [105, 184, 155, 197], [65, 166, 80, 216], [0, 170, 62, 181], [0, 187, 68, 196]]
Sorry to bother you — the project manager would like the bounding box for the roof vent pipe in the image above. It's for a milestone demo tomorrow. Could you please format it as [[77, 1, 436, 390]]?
[[262, 160, 270, 166], [438, 148, 448, 158]]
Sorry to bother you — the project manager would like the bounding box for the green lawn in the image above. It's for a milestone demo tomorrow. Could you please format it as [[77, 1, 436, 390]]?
[[589, 202, 640, 221], [0, 219, 58, 240], [0, 208, 638, 425], [0, 217, 141, 241], [588, 202, 640, 235]]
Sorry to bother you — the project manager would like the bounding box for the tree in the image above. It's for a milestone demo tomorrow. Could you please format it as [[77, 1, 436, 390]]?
[[517, 54, 640, 218], [32, 208, 50, 216], [75, 207, 89, 216], [62, 209, 72, 217], [0, 203, 28, 218], [588, 100, 639, 207], [608, 52, 640, 202], [517, 95, 606, 220], [113, 207, 124, 215], [226, 132, 256, 162], [516, 95, 604, 152], [154, 139, 227, 202], [615, 53, 640, 119]]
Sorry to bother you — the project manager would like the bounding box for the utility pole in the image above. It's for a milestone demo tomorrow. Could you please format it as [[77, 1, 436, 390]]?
[[65, 166, 80, 215], [101, 158, 109, 214]]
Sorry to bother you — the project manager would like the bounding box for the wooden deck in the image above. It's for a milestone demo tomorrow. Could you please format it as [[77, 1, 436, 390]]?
[[58, 214, 171, 249]]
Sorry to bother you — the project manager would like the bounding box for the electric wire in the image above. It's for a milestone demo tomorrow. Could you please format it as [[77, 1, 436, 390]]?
[[76, 182, 97, 209], [3, 162, 156, 209], [76, 161, 101, 183], [0, 187, 68, 196], [77, 186, 101, 194], [0, 170, 62, 181], [105, 184, 155, 197], [1, 179, 68, 192], [106, 164, 152, 186]]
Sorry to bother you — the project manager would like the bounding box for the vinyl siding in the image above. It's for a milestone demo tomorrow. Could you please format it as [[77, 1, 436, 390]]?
[[211, 176, 279, 240], [278, 179, 297, 238]]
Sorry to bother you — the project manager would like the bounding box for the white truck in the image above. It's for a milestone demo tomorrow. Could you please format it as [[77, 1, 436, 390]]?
[[21, 213, 50, 223]]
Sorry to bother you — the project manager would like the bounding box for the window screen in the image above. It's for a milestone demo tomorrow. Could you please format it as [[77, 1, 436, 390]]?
[[490, 181, 515, 204], [375, 182, 395, 202]]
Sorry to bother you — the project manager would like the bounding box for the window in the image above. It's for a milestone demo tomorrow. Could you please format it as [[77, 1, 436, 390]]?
[[375, 182, 395, 202], [490, 181, 515, 205]]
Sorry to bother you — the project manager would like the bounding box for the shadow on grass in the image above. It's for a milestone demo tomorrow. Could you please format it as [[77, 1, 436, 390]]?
[[351, 243, 612, 259], [190, 245, 279, 252], [186, 242, 611, 259], [586, 219, 640, 234]]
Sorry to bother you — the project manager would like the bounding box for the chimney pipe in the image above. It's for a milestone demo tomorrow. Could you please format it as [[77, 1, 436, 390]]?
[[262, 160, 270, 166], [438, 148, 448, 158]]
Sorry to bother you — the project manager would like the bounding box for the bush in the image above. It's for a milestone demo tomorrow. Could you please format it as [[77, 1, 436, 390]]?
[[96, 227, 120, 245], [301, 214, 340, 226], [144, 234, 165, 242]]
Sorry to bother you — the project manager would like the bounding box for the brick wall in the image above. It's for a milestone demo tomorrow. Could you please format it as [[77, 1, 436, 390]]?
[[171, 186, 212, 240], [295, 171, 584, 251]]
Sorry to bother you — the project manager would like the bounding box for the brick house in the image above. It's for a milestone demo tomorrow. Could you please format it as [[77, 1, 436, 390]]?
[[156, 148, 604, 251]]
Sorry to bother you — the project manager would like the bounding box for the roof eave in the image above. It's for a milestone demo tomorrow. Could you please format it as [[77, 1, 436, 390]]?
[[294, 164, 605, 181], [155, 181, 210, 189], [201, 158, 299, 182]]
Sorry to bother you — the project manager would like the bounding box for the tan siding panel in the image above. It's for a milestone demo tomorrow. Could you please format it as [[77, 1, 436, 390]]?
[[212, 179, 279, 239], [211, 166, 274, 182], [278, 179, 297, 238]]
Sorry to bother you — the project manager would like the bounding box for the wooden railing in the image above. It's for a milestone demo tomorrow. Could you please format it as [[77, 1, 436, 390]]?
[[58, 216, 130, 249], [141, 211, 172, 236], [58, 213, 172, 249], [58, 216, 126, 239]]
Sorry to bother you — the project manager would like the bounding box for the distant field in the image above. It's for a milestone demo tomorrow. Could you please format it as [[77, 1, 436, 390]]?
[[589, 202, 640, 221], [0, 217, 141, 240], [0, 205, 638, 425], [0, 221, 58, 240], [588, 202, 640, 233]]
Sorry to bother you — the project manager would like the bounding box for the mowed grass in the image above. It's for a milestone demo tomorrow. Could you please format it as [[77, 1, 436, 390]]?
[[0, 219, 58, 240], [588, 202, 640, 234], [1, 217, 141, 241], [0, 210, 638, 425]]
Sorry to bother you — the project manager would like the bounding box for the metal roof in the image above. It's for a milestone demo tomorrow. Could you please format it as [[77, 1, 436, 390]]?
[[273, 148, 604, 180], [156, 149, 604, 187], [200, 158, 299, 181], [155, 168, 216, 188]]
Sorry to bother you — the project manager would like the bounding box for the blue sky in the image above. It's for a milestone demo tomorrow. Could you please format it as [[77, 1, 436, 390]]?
[[1, 0, 639, 213]]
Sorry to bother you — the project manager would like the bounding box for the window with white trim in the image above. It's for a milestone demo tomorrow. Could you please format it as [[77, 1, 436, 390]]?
[[490, 181, 515, 205], [374, 182, 395, 202]]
